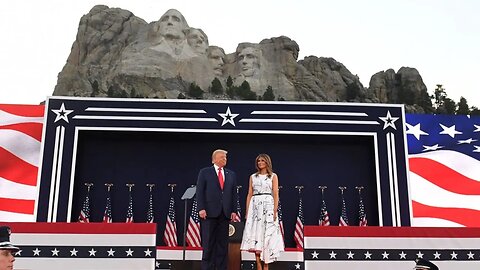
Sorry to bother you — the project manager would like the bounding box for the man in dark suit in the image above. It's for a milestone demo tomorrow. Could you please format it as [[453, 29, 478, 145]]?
[[196, 149, 237, 270]]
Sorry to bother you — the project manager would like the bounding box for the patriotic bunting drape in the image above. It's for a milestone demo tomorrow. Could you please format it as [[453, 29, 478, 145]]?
[[0, 104, 44, 222]]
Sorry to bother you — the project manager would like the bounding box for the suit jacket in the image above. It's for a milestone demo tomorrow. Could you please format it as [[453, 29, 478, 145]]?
[[196, 166, 237, 218]]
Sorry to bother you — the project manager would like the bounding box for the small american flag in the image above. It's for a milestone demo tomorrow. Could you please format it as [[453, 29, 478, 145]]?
[[339, 195, 349, 226], [125, 192, 134, 223], [294, 196, 304, 248], [186, 198, 201, 247], [163, 193, 178, 246], [319, 198, 330, 226], [102, 190, 112, 223], [146, 191, 154, 223], [278, 198, 285, 240], [358, 195, 368, 226], [78, 188, 90, 223], [232, 192, 242, 222]]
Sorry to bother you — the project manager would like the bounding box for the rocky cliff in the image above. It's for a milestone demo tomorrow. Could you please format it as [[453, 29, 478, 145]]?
[[53, 5, 432, 113]]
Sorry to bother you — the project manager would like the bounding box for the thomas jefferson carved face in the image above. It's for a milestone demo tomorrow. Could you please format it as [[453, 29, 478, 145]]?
[[208, 47, 226, 76], [238, 47, 260, 77], [159, 9, 188, 39], [186, 28, 208, 55]]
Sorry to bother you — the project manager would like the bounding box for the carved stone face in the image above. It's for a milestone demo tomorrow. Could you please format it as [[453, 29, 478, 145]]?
[[187, 29, 208, 55], [208, 48, 225, 76], [238, 47, 259, 77], [159, 9, 186, 39]]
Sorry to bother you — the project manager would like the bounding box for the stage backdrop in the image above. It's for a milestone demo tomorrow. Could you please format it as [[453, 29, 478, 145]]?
[[33, 97, 410, 247]]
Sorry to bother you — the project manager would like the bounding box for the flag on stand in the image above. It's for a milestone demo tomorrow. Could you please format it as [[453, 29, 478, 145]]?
[[0, 104, 44, 222], [78, 188, 91, 223], [125, 191, 134, 223], [277, 198, 285, 240], [232, 192, 242, 222], [186, 198, 201, 247], [319, 198, 330, 226], [146, 189, 154, 223], [406, 114, 480, 227], [294, 196, 304, 248], [164, 192, 178, 246], [358, 194, 368, 226], [339, 195, 349, 226], [103, 189, 113, 223]]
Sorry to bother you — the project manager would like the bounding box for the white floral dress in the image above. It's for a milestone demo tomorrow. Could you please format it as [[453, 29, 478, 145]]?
[[240, 173, 284, 263]]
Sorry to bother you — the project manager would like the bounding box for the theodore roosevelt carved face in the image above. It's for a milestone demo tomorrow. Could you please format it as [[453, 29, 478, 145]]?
[[208, 46, 226, 76]]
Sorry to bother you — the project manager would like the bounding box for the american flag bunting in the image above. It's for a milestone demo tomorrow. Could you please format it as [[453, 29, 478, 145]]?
[[0, 104, 44, 222], [406, 114, 480, 226]]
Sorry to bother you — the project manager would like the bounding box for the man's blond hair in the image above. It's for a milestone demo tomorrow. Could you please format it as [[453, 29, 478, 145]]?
[[211, 149, 227, 162]]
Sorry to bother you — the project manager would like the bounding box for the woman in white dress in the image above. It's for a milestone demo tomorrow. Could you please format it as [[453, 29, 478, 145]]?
[[240, 154, 284, 270]]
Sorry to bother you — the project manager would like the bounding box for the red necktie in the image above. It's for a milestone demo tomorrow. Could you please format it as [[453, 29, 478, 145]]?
[[218, 167, 224, 190]]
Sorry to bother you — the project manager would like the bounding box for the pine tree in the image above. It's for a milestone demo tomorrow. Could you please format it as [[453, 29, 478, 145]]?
[[210, 78, 224, 95], [226, 76, 233, 88], [262, 85, 275, 101], [188, 82, 204, 98], [91, 80, 99, 97], [470, 106, 480, 116], [237, 81, 256, 100], [456, 97, 470, 115], [444, 98, 457, 114]]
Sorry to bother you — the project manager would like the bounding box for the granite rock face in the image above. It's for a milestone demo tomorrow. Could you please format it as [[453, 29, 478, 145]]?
[[53, 6, 430, 111]]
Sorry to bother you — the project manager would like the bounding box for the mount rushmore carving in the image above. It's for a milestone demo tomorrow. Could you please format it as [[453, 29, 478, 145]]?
[[53, 5, 432, 112]]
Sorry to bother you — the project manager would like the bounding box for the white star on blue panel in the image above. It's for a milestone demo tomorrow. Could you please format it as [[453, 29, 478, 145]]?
[[379, 110, 399, 130], [439, 124, 462, 138], [218, 106, 239, 126], [51, 103, 74, 123], [406, 123, 428, 140]]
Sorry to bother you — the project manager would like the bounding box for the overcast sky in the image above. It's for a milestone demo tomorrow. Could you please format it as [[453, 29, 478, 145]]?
[[1, 0, 479, 107]]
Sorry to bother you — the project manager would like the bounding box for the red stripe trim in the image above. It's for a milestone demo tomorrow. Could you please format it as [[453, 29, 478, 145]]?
[[412, 200, 480, 227], [4, 222, 156, 234], [0, 104, 45, 117], [304, 225, 480, 237], [157, 246, 203, 250], [0, 123, 43, 141], [409, 157, 480, 195], [0, 148, 38, 186], [0, 198, 35, 214]]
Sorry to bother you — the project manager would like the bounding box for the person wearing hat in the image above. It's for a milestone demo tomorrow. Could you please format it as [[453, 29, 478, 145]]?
[[0, 226, 19, 270], [414, 258, 439, 270]]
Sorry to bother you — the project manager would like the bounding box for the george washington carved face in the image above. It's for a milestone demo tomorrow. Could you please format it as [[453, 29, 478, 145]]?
[[158, 9, 188, 39]]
